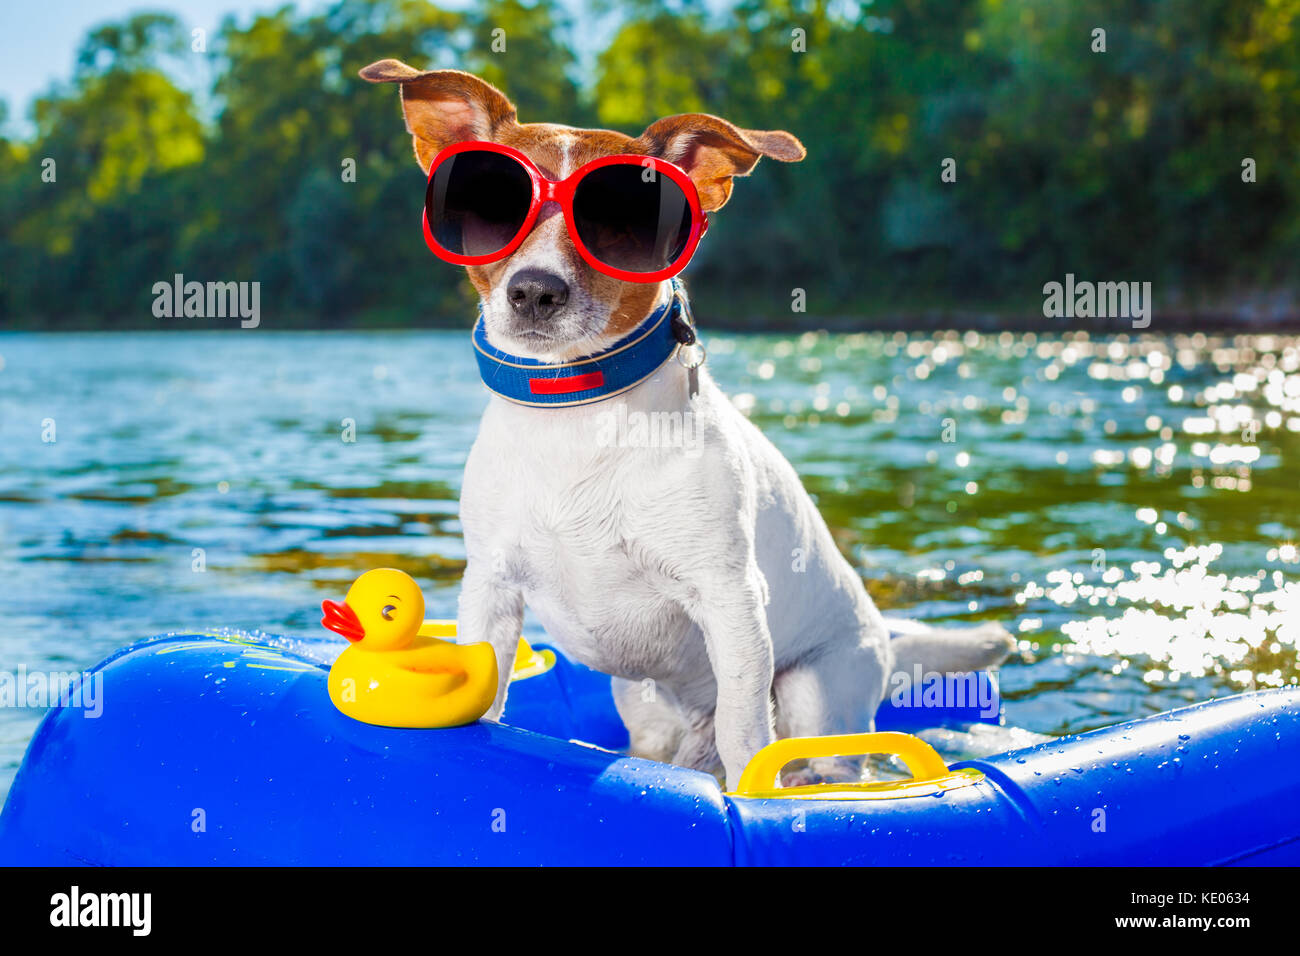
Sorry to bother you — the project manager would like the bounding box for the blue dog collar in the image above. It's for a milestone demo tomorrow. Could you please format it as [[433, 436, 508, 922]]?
[[472, 279, 691, 408]]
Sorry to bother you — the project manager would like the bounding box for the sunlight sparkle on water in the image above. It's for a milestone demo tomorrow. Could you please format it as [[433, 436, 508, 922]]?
[[1019, 544, 1298, 690], [736, 330, 1300, 705]]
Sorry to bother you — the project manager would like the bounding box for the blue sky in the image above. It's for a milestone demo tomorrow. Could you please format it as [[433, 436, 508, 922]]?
[[0, 0, 504, 131], [0, 0, 736, 137], [1, 2, 305, 115]]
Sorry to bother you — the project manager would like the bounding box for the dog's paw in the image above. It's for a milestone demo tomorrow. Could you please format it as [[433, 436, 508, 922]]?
[[779, 766, 823, 789], [780, 758, 862, 789]]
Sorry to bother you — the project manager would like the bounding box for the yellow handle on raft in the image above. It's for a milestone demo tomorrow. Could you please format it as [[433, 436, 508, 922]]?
[[417, 620, 556, 680], [732, 731, 981, 800]]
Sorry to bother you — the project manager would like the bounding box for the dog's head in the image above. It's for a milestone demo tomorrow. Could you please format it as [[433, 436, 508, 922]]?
[[361, 59, 805, 359]]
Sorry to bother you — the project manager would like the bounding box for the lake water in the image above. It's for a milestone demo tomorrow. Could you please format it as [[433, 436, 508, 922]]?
[[1, 329, 1297, 800]]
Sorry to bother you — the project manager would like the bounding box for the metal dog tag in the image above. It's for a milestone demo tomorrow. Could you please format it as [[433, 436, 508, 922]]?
[[676, 343, 706, 400]]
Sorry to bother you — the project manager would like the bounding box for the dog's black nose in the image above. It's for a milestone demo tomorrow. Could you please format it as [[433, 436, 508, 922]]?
[[507, 269, 569, 322]]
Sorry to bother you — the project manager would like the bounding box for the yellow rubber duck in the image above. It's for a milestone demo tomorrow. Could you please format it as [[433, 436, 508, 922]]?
[[321, 568, 498, 728]]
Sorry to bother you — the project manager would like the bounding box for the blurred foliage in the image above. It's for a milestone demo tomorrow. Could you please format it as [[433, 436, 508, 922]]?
[[0, 0, 1297, 327]]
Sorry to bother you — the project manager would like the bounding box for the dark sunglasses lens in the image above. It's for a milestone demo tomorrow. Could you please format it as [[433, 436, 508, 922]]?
[[571, 164, 693, 274], [426, 151, 533, 258]]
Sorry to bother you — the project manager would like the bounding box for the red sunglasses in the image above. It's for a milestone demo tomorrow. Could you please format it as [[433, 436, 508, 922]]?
[[422, 141, 708, 283]]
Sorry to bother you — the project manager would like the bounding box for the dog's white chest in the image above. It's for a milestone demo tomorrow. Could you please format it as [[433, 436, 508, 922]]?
[[460, 398, 707, 681]]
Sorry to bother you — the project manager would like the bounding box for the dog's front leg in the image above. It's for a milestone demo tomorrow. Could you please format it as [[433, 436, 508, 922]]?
[[689, 568, 776, 790], [457, 559, 524, 721]]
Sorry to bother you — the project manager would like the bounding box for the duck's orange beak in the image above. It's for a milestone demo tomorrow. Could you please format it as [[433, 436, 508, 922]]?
[[321, 600, 365, 642]]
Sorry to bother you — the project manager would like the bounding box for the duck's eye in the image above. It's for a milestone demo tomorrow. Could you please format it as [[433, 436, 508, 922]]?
[[381, 605, 397, 621]]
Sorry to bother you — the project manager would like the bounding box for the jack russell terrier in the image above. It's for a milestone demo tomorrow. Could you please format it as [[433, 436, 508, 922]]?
[[361, 59, 1014, 789]]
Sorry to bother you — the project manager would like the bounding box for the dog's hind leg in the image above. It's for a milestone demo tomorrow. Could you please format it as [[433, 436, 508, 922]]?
[[613, 677, 684, 763], [616, 676, 727, 778], [670, 712, 722, 779]]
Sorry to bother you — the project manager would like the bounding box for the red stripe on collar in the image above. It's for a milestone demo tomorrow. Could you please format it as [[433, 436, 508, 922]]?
[[528, 370, 606, 395]]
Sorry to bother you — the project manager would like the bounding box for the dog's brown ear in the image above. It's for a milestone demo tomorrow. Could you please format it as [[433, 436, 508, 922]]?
[[359, 59, 517, 171], [634, 114, 806, 212]]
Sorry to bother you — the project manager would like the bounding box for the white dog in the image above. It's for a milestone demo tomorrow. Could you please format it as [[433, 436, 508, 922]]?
[[363, 60, 1014, 789]]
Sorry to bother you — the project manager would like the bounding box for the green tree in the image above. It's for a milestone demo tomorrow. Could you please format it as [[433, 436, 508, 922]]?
[[1, 0, 1296, 326], [2, 12, 204, 321]]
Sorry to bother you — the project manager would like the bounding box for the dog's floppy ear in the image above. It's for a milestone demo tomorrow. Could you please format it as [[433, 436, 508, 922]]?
[[634, 114, 806, 212], [359, 59, 517, 172]]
